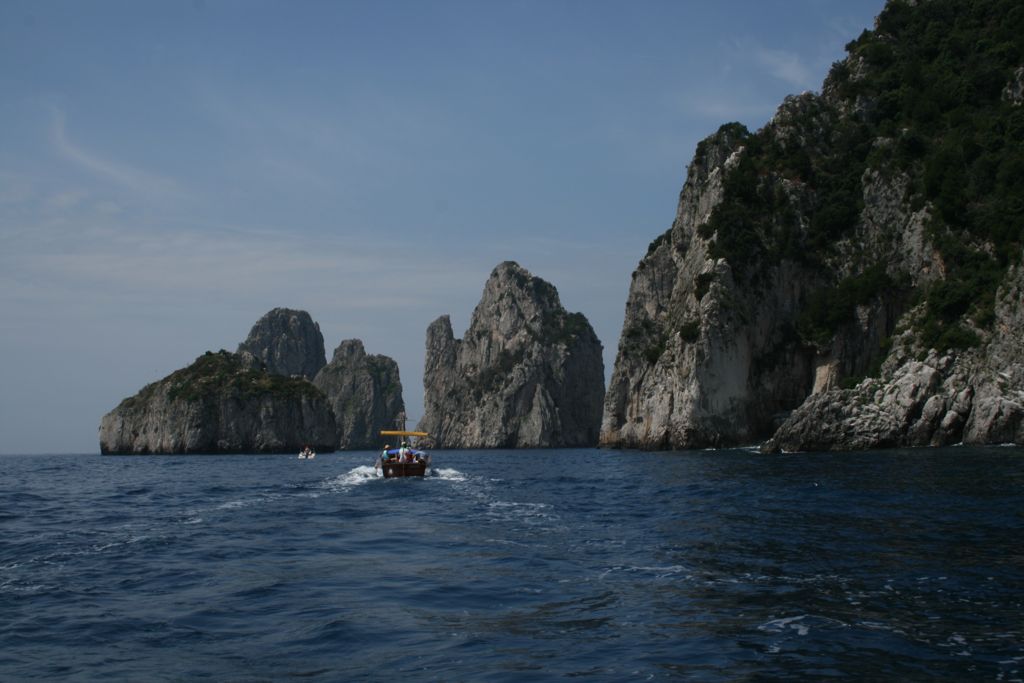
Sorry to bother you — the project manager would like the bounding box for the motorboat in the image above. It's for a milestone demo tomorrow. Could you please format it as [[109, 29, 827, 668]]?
[[377, 430, 430, 478]]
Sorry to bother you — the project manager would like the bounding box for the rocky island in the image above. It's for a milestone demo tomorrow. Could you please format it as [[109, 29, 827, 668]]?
[[98, 350, 337, 454], [601, 0, 1024, 451], [99, 309, 405, 454], [418, 261, 605, 448]]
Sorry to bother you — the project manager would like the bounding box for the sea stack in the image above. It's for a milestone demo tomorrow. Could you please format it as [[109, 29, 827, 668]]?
[[418, 261, 604, 448], [313, 339, 405, 450], [237, 307, 326, 380]]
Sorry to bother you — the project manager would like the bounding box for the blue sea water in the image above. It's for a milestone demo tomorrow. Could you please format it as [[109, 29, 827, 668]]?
[[2, 447, 1023, 681]]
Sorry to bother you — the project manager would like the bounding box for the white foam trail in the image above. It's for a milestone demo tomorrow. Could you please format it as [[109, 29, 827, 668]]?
[[598, 564, 690, 581], [215, 493, 281, 510], [324, 465, 380, 491], [433, 468, 466, 481], [488, 501, 549, 510], [759, 615, 811, 636]]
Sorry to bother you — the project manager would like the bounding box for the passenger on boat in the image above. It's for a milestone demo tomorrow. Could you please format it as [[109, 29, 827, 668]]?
[[399, 442, 411, 462], [376, 444, 391, 470]]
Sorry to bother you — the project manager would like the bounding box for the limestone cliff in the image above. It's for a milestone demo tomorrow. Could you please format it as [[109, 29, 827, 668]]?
[[765, 254, 1024, 451], [601, 123, 809, 449], [312, 339, 405, 450], [602, 0, 1024, 450], [99, 351, 337, 454], [237, 308, 326, 380], [418, 261, 604, 448]]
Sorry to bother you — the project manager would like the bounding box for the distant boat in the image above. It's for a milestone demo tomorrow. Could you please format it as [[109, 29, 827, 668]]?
[[376, 430, 430, 478], [298, 446, 316, 459]]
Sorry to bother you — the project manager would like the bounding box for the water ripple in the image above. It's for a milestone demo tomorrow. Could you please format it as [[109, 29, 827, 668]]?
[[0, 448, 1022, 680]]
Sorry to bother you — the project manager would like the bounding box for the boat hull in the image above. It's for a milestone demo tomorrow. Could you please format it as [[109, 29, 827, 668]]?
[[382, 461, 428, 478]]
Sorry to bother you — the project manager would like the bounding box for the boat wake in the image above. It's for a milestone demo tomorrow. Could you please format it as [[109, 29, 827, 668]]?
[[322, 465, 380, 491], [318, 465, 468, 493], [433, 467, 466, 481]]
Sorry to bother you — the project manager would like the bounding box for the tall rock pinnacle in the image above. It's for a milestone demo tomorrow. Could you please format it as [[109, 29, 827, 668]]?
[[237, 308, 326, 380], [418, 261, 604, 448], [313, 339, 405, 450]]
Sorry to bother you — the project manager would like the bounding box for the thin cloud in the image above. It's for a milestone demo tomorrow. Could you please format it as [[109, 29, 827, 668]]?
[[670, 44, 797, 125], [49, 109, 184, 200], [688, 95, 779, 122], [753, 47, 815, 89], [1, 217, 481, 318], [674, 83, 779, 125], [720, 36, 818, 91]]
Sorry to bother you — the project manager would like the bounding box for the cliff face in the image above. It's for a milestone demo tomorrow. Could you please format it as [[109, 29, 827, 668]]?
[[237, 308, 326, 380], [312, 339, 405, 450], [419, 261, 605, 448], [99, 351, 337, 454], [602, 0, 1024, 450], [765, 254, 1024, 451], [601, 123, 815, 449]]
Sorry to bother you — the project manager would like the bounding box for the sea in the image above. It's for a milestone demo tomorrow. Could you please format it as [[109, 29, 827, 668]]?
[[2, 447, 1022, 682]]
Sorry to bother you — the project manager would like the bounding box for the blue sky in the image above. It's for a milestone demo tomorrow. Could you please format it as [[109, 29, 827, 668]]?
[[0, 0, 884, 454]]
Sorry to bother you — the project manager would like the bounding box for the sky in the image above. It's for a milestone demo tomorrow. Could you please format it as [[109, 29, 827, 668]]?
[[0, 0, 885, 454]]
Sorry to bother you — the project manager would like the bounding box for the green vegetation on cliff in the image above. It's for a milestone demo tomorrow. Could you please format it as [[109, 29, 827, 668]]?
[[698, 0, 1023, 352], [165, 350, 326, 403], [798, 263, 895, 347]]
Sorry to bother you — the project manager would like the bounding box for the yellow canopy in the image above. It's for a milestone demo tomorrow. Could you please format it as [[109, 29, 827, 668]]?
[[379, 430, 429, 437]]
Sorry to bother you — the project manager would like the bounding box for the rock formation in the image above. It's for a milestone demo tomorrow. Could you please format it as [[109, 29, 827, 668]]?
[[600, 123, 799, 449], [602, 0, 1024, 450], [99, 350, 337, 454], [237, 308, 326, 380], [764, 255, 1024, 451], [419, 261, 604, 448], [313, 339, 405, 450]]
